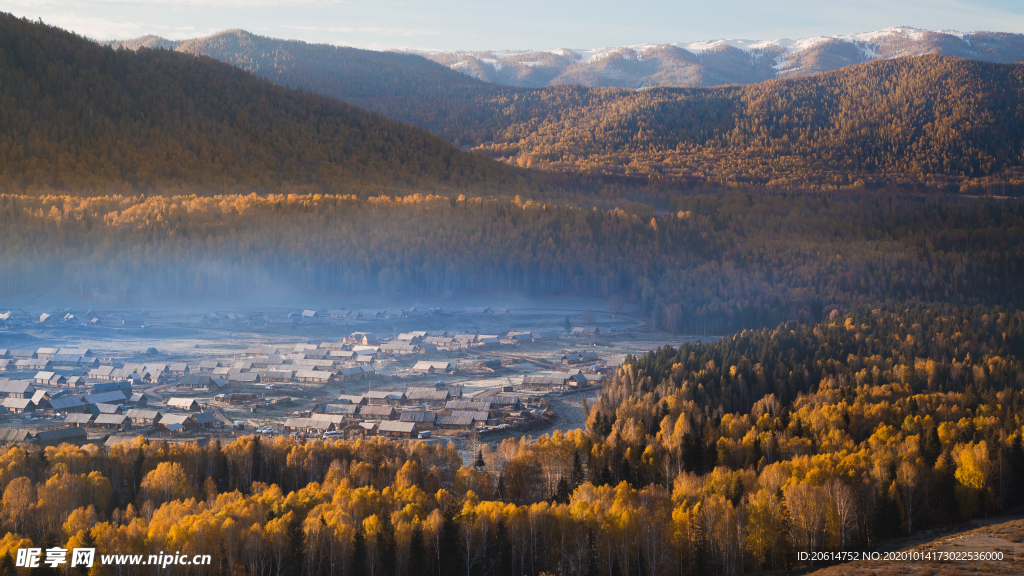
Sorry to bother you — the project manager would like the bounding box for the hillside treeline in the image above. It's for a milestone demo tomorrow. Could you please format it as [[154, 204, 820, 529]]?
[[2, 192, 1023, 333], [0, 15, 525, 195], [464, 57, 1024, 191], [1, 308, 1023, 575]]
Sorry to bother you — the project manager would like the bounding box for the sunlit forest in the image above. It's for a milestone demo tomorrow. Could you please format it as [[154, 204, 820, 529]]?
[[0, 307, 1021, 575], [464, 57, 1024, 191], [2, 191, 1022, 334]]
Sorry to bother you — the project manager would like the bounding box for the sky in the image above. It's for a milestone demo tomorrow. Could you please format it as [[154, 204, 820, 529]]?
[[3, 0, 1024, 51]]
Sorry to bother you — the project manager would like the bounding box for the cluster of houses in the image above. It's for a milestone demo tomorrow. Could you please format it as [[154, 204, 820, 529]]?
[[278, 384, 527, 438], [0, 348, 100, 372], [0, 374, 222, 444], [0, 310, 103, 328]]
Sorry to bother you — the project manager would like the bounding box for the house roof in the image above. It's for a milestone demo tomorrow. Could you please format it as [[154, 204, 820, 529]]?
[[126, 409, 162, 420], [320, 403, 358, 415], [478, 396, 520, 405], [180, 375, 213, 386], [284, 418, 332, 430], [2, 398, 34, 409], [229, 372, 260, 382], [446, 400, 491, 411], [49, 397, 84, 410], [413, 361, 453, 370], [35, 427, 87, 443], [88, 403, 120, 414], [523, 375, 568, 386], [167, 398, 200, 409], [438, 414, 476, 426], [0, 428, 32, 442], [193, 412, 217, 424], [57, 347, 90, 356], [159, 414, 194, 426], [63, 413, 93, 424], [451, 410, 489, 421], [364, 391, 404, 400], [296, 369, 332, 380], [378, 421, 417, 433], [94, 414, 129, 425], [358, 405, 395, 417], [400, 411, 437, 423], [310, 413, 345, 425], [84, 391, 127, 404], [405, 387, 450, 401]]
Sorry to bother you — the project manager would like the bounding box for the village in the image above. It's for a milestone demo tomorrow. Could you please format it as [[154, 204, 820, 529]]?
[[0, 303, 685, 451]]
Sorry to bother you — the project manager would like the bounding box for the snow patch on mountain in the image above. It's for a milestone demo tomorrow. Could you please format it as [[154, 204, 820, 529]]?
[[426, 26, 966, 67]]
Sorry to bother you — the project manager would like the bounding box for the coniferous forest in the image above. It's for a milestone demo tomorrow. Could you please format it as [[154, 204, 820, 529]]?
[[2, 10, 1024, 576]]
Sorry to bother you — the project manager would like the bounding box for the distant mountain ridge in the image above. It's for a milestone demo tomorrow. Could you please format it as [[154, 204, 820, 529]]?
[[419, 27, 1024, 88], [103, 29, 499, 145]]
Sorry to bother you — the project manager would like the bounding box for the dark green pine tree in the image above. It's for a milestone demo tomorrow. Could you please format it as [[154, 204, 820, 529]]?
[[30, 533, 59, 576], [570, 451, 585, 489], [872, 486, 902, 544], [554, 477, 571, 504], [283, 513, 305, 576], [408, 524, 429, 576], [212, 439, 231, 492], [351, 529, 368, 576], [250, 435, 263, 491], [0, 553, 15, 576], [437, 504, 460, 576], [377, 514, 396, 576]]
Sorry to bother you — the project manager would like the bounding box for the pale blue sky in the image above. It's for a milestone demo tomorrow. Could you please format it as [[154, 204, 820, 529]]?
[[3, 0, 1024, 51]]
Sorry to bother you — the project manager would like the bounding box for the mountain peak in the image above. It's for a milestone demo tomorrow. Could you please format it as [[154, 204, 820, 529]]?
[[416, 26, 1024, 88]]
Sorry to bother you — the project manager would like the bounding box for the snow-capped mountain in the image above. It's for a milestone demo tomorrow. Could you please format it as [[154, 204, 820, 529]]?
[[417, 27, 1024, 88]]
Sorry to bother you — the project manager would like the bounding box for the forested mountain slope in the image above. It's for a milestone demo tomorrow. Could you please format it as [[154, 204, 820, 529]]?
[[0, 15, 526, 194], [466, 57, 1024, 191], [105, 29, 520, 147], [108, 27, 1024, 191]]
